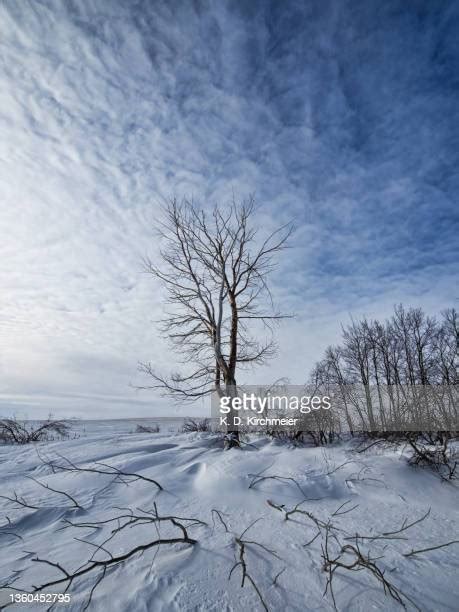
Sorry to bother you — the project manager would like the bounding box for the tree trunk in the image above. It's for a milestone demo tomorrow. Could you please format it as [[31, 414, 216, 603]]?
[[224, 377, 240, 448]]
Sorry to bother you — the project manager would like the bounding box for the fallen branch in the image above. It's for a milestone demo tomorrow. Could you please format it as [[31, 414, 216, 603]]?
[[356, 439, 387, 453], [344, 508, 431, 543], [211, 508, 230, 533], [28, 503, 202, 609], [248, 464, 307, 496], [272, 567, 286, 586], [0, 492, 40, 510], [26, 475, 83, 510], [322, 533, 419, 611], [324, 460, 355, 476], [267, 499, 339, 531], [331, 500, 359, 517], [403, 540, 459, 557], [228, 519, 281, 612], [38, 451, 163, 491]]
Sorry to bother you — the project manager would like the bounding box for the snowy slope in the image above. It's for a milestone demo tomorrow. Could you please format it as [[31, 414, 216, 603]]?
[[0, 425, 458, 611]]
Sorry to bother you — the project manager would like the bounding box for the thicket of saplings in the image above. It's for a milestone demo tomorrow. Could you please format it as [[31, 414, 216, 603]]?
[[265, 305, 458, 479]]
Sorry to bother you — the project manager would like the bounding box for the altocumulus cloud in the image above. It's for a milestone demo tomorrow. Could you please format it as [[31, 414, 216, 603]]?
[[0, 0, 458, 418]]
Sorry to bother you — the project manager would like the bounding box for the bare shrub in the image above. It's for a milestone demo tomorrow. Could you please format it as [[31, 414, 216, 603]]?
[[266, 429, 338, 446], [182, 417, 211, 433], [405, 432, 458, 480], [354, 429, 458, 480], [0, 417, 70, 445], [134, 423, 160, 434]]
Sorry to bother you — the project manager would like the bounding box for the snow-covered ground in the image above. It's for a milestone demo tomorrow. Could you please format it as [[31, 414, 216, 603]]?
[[0, 422, 458, 611]]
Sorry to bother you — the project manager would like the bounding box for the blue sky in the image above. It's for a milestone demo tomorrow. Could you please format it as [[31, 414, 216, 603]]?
[[0, 0, 458, 418]]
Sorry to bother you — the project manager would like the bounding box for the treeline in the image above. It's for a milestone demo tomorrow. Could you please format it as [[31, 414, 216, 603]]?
[[312, 305, 457, 388], [304, 305, 458, 435]]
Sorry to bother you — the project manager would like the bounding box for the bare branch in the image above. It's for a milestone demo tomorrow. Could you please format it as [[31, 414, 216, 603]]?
[[25, 476, 83, 509]]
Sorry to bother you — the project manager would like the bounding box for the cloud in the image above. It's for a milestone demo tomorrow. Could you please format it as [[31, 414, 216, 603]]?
[[0, 0, 457, 417]]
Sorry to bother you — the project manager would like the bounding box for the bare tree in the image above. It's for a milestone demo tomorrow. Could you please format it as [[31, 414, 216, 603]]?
[[138, 197, 292, 446]]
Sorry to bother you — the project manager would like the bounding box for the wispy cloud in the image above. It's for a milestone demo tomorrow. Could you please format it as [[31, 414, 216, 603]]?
[[0, 0, 457, 417]]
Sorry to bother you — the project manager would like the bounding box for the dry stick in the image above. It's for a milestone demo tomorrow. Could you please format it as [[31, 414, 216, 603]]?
[[95, 461, 163, 490], [73, 537, 114, 561], [238, 517, 262, 540], [211, 508, 230, 533], [344, 532, 410, 542], [267, 498, 339, 556], [0, 532, 23, 541], [71, 520, 125, 578], [403, 540, 459, 557], [0, 492, 40, 510], [248, 465, 307, 497], [266, 499, 286, 513], [357, 439, 387, 453], [228, 518, 282, 612], [138, 503, 207, 527], [267, 494, 427, 611], [38, 451, 163, 491], [0, 575, 22, 591], [82, 566, 106, 612], [25, 475, 83, 509], [229, 538, 269, 612], [381, 508, 431, 537], [345, 508, 431, 543], [147, 513, 163, 574], [272, 567, 286, 586], [303, 531, 321, 548], [331, 500, 359, 517], [321, 530, 338, 610], [240, 538, 281, 559], [346, 475, 387, 488], [345, 466, 387, 489], [267, 499, 340, 531], [0, 515, 21, 540], [324, 460, 354, 476]]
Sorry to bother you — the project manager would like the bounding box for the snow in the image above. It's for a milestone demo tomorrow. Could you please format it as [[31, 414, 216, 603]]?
[[0, 421, 458, 611]]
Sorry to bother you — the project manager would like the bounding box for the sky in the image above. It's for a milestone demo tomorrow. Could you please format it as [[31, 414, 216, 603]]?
[[0, 0, 458, 419]]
